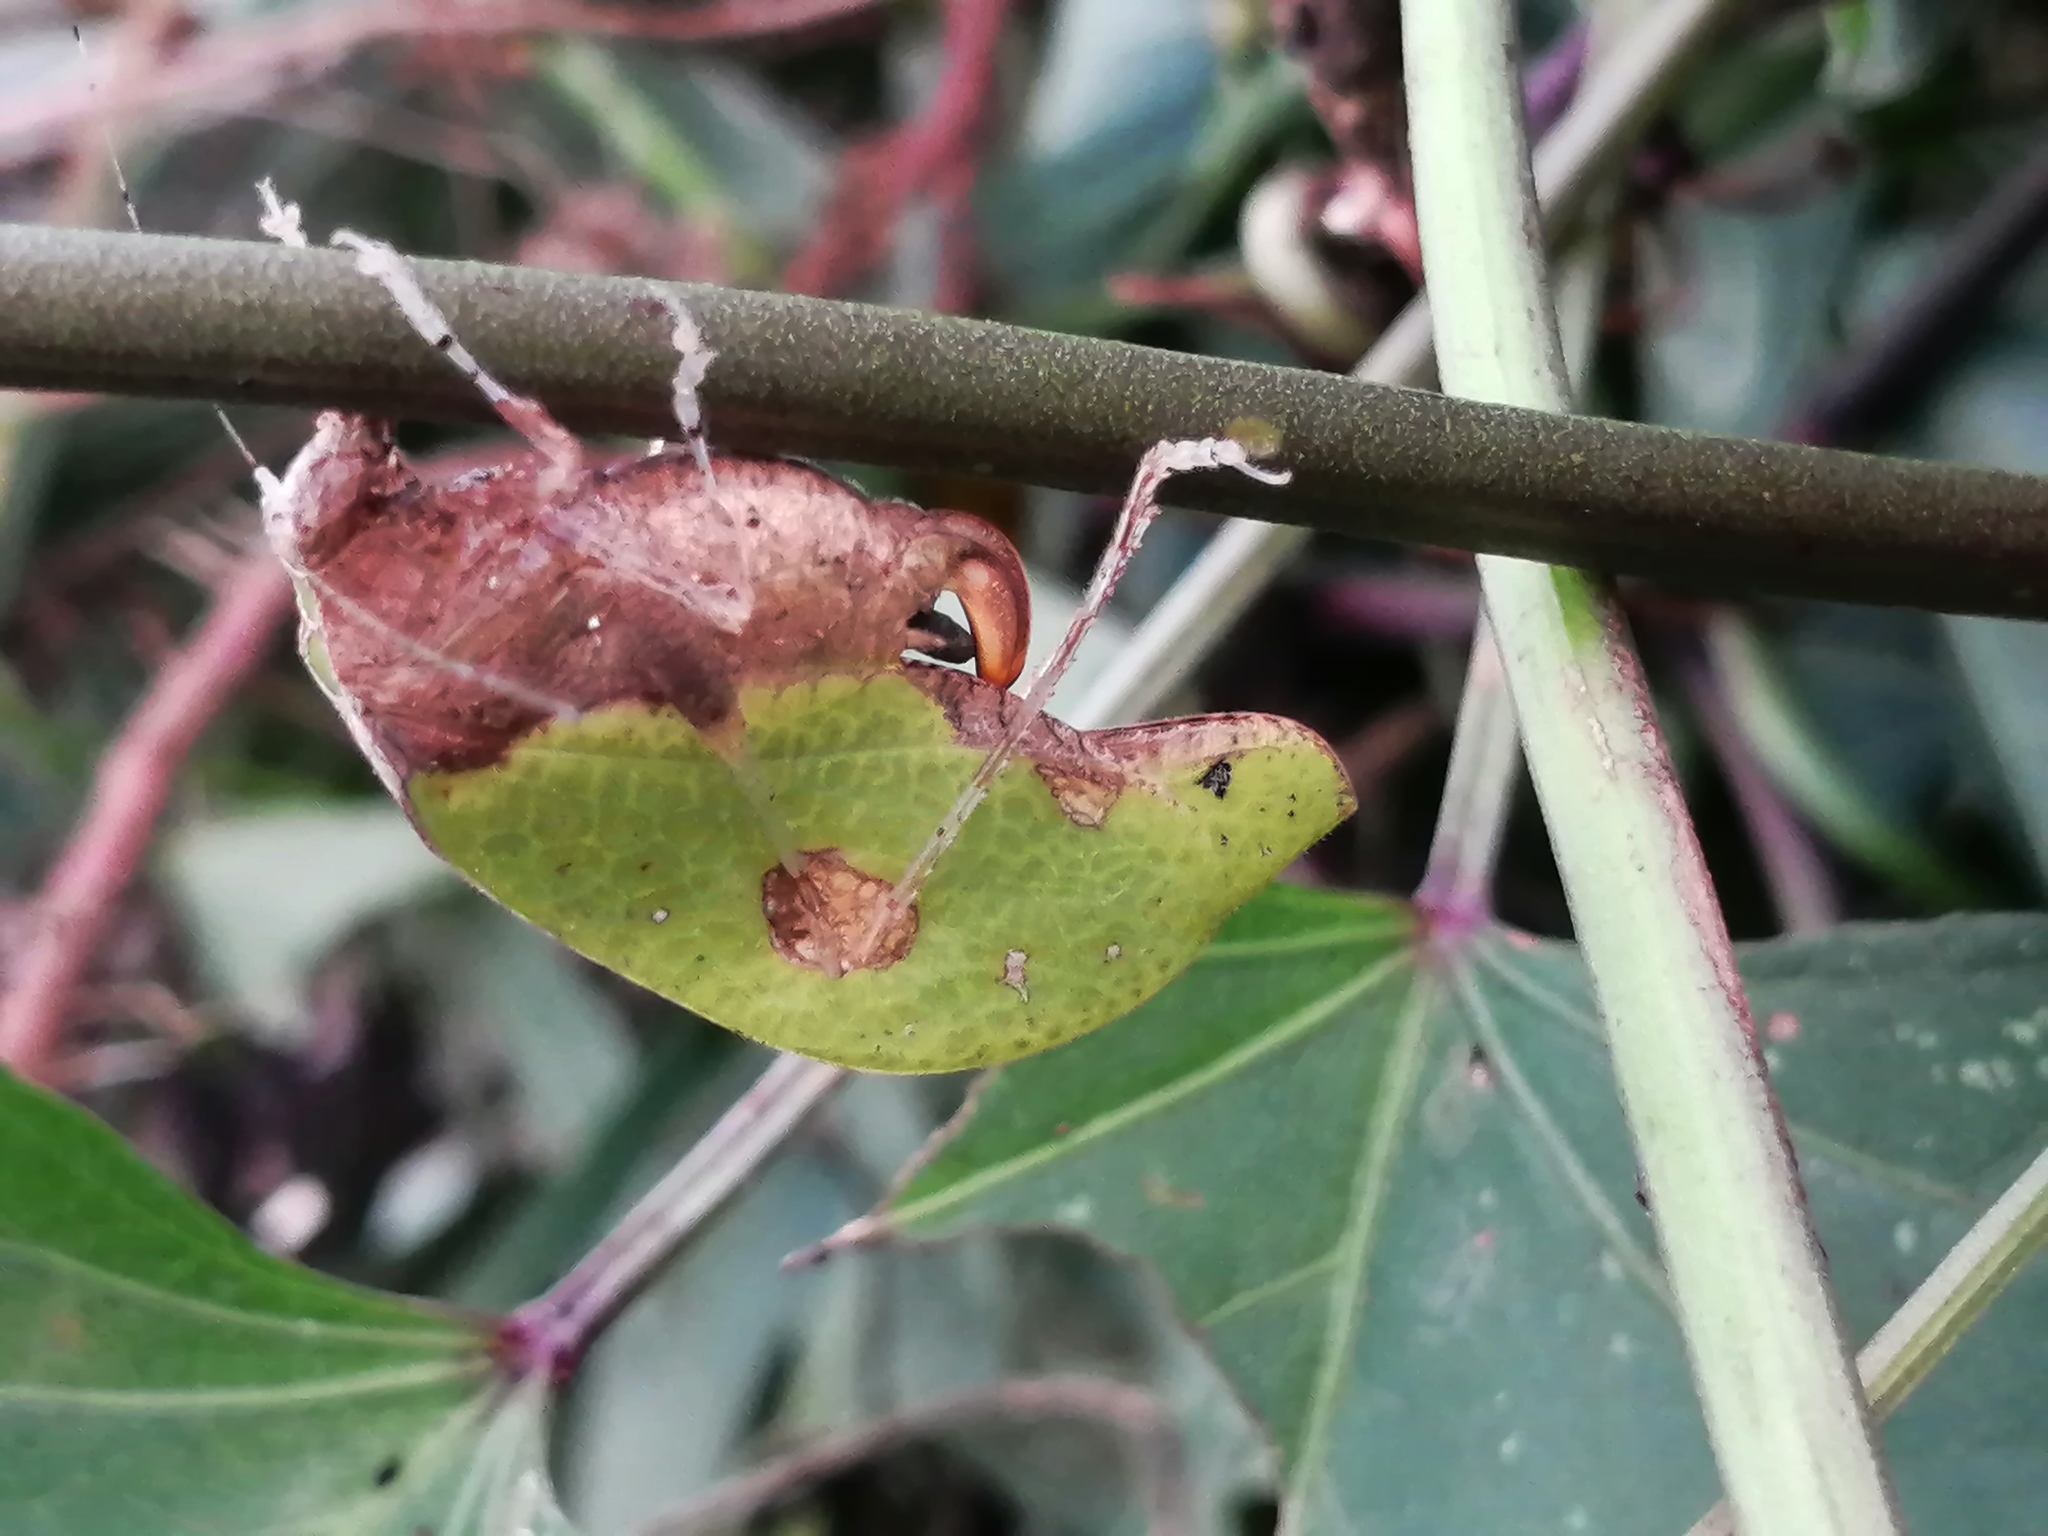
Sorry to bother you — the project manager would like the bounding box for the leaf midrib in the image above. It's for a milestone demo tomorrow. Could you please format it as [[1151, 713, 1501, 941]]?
[[0, 1356, 487, 1413], [0, 1238, 477, 1349], [1473, 938, 1980, 1209], [1283, 972, 1435, 1518]]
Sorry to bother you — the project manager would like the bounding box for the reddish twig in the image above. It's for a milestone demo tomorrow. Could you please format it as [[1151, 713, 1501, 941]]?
[[781, 0, 1010, 308], [0, 0, 884, 171], [0, 549, 294, 1083]]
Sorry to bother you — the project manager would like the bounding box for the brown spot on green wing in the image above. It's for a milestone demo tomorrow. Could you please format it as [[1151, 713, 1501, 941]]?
[[762, 849, 918, 976]]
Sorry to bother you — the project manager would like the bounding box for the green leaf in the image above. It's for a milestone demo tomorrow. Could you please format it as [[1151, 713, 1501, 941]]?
[[0, 1068, 586, 1536], [409, 675, 1349, 1073], [884, 886, 2048, 1533]]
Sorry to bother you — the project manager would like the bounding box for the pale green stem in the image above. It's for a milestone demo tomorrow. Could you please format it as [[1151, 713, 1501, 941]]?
[[1684, 1140, 2048, 1535], [1400, 3, 1904, 1535], [1415, 622, 1518, 927], [1861, 1141, 2048, 1415]]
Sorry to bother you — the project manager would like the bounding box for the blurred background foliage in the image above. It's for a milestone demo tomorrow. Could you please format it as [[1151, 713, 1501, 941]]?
[[0, 0, 2045, 1531]]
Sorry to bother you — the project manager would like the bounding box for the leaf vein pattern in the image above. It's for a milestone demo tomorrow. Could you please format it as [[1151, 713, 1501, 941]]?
[[895, 951, 1412, 1225], [0, 1357, 487, 1413], [0, 1239, 476, 1347], [1285, 974, 1434, 1514]]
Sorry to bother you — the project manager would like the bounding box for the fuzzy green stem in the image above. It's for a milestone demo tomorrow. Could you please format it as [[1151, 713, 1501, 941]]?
[[1400, 2, 1904, 1534], [2, 222, 2047, 619], [1685, 1140, 2048, 1535]]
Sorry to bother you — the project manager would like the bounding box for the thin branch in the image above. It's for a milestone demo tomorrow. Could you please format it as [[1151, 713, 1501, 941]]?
[[499, 1052, 845, 1379], [1401, 0, 1901, 1533], [4, 226, 2044, 627], [636, 1376, 1188, 1536], [1414, 620, 1519, 933], [1, 0, 882, 170], [0, 548, 294, 1083]]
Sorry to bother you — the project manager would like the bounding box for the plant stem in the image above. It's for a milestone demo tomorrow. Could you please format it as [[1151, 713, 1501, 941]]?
[[1684, 1139, 2048, 1535], [0, 549, 293, 1084], [500, 1052, 844, 1379], [4, 224, 2047, 622], [1862, 1141, 2048, 1420], [1414, 622, 1519, 931], [1400, 1, 1903, 1533]]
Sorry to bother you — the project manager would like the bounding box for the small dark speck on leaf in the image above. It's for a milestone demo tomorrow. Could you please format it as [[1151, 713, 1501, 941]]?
[[374, 1458, 401, 1488], [639, 861, 652, 872], [1198, 759, 1232, 798], [555, 862, 572, 876], [1219, 834, 1229, 848], [1467, 1044, 1494, 1089]]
